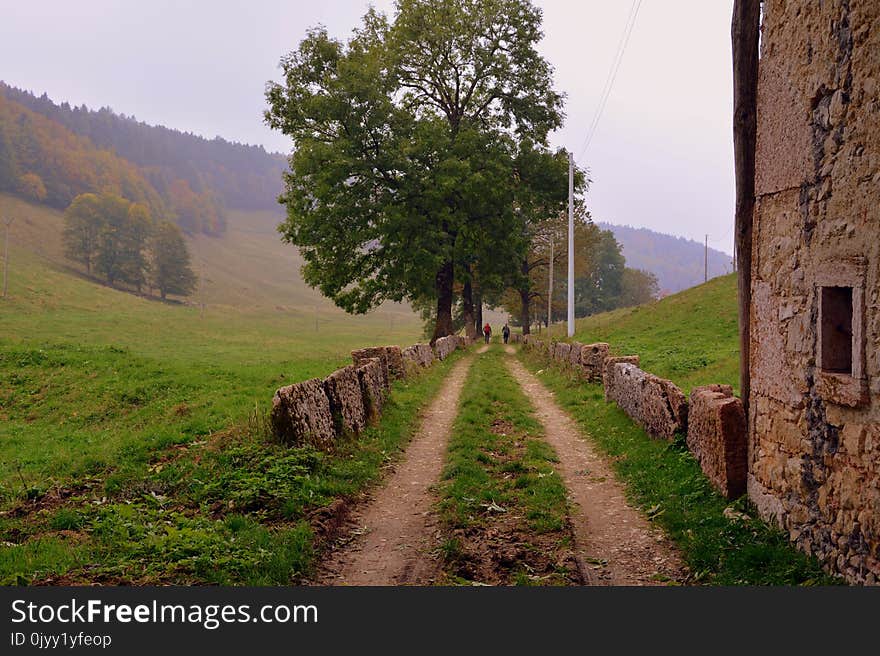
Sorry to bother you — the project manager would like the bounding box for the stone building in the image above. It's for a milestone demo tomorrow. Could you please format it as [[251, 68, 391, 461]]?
[[748, 1, 879, 583]]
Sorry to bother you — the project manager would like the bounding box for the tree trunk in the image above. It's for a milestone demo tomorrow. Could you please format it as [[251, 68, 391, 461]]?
[[520, 288, 531, 335], [474, 285, 483, 338], [462, 278, 477, 339], [732, 0, 760, 418], [431, 260, 455, 344]]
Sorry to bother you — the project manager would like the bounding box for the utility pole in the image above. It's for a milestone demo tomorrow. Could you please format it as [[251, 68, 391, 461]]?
[[547, 229, 554, 330], [704, 234, 709, 283], [567, 151, 574, 337], [2, 216, 13, 299]]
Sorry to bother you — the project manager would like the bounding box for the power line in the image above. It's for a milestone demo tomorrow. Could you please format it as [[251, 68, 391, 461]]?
[[577, 0, 644, 160]]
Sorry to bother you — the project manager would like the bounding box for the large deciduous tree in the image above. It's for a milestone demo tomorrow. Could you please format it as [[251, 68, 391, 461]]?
[[265, 0, 563, 341]]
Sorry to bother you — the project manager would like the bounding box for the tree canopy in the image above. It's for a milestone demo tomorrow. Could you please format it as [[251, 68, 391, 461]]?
[[265, 0, 568, 341], [62, 191, 195, 300]]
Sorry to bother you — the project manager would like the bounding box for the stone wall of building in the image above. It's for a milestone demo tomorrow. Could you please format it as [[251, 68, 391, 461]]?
[[688, 385, 747, 499], [750, 0, 880, 583]]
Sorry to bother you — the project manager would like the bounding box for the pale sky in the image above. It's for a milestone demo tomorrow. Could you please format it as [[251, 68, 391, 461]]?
[[1, 0, 735, 254]]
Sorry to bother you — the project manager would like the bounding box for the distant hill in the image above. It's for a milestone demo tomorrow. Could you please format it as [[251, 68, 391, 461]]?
[[0, 82, 287, 234], [597, 222, 733, 294]]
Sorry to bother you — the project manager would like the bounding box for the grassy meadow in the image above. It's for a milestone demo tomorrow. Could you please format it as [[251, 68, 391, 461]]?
[[545, 273, 739, 394], [0, 192, 440, 584], [0, 193, 420, 493]]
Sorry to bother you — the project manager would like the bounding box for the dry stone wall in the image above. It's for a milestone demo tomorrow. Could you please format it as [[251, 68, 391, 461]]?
[[323, 365, 367, 435], [271, 337, 468, 451], [352, 347, 392, 389], [603, 363, 688, 441], [602, 356, 640, 400], [356, 358, 385, 422], [554, 342, 572, 365], [271, 378, 336, 450], [402, 344, 434, 368], [687, 385, 748, 499], [750, 0, 880, 584], [434, 335, 460, 360], [581, 343, 611, 382]]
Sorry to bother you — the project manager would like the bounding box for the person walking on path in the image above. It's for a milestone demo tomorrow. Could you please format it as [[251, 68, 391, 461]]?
[[502, 323, 510, 344], [483, 322, 492, 344]]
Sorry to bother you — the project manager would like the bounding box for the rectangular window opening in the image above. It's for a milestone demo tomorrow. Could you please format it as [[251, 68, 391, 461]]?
[[820, 286, 853, 375]]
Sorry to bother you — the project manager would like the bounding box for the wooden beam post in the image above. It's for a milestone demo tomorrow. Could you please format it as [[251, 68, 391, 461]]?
[[732, 0, 761, 416]]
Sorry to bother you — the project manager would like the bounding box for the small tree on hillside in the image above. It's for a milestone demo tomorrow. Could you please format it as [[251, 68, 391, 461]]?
[[18, 172, 47, 202], [618, 267, 659, 307], [63, 192, 104, 274], [150, 221, 196, 300], [117, 202, 153, 292]]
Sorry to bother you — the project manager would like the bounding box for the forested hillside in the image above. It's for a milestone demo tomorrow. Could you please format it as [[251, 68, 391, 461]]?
[[597, 222, 733, 294], [0, 92, 166, 218], [0, 83, 287, 235]]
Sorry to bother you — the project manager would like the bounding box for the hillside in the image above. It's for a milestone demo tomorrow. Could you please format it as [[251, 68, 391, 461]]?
[[547, 273, 739, 394], [1, 83, 286, 212], [0, 191, 415, 322], [0, 194, 421, 486], [598, 222, 733, 294], [0, 91, 166, 217]]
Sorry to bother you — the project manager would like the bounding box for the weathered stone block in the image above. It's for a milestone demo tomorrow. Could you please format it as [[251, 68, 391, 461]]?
[[434, 335, 461, 360], [352, 347, 391, 390], [581, 343, 610, 382], [271, 378, 336, 450], [356, 357, 384, 422], [602, 355, 640, 399], [554, 342, 571, 364], [323, 365, 367, 435], [687, 386, 748, 499], [383, 346, 405, 380], [402, 343, 434, 368], [603, 362, 687, 440], [568, 342, 583, 369]]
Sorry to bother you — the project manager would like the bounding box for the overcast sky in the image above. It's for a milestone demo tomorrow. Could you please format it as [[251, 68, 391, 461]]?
[[1, 0, 735, 254]]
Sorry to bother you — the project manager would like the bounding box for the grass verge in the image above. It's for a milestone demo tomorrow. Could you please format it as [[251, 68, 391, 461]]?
[[437, 346, 579, 586], [544, 274, 739, 394], [519, 348, 840, 586], [0, 352, 461, 585]]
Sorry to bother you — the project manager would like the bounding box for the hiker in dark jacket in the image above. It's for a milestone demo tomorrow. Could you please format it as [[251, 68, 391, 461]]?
[[502, 324, 510, 344], [483, 322, 492, 344]]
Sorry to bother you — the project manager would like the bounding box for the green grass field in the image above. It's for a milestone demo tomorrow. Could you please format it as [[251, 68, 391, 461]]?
[[546, 274, 739, 394], [0, 192, 453, 584], [0, 193, 421, 496]]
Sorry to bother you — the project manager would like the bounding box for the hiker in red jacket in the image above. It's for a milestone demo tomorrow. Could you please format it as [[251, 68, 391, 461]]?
[[483, 322, 492, 344]]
